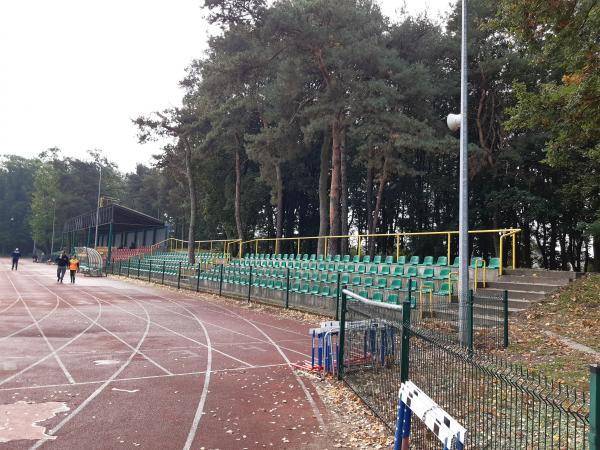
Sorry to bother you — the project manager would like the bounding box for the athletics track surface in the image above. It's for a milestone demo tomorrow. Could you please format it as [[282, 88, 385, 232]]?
[[0, 259, 330, 449]]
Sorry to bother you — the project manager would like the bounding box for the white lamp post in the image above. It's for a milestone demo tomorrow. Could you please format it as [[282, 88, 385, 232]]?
[[447, 0, 469, 345]]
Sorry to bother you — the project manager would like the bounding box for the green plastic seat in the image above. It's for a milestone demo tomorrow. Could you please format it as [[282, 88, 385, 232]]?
[[418, 268, 434, 279], [372, 292, 383, 302], [434, 256, 448, 266], [376, 278, 387, 289], [330, 273, 339, 284], [342, 255, 350, 263], [373, 255, 381, 264], [358, 290, 369, 299], [352, 255, 361, 263], [346, 264, 355, 273], [401, 267, 418, 279], [302, 254, 309, 261], [386, 294, 399, 304], [408, 256, 420, 265], [333, 255, 341, 262], [420, 281, 435, 294], [300, 284, 310, 294], [434, 282, 452, 297], [309, 262, 318, 271], [325, 255, 333, 262], [470, 257, 483, 268], [397, 256, 406, 265], [384, 256, 394, 264], [380, 266, 390, 276], [274, 280, 283, 290], [318, 262, 326, 271], [386, 278, 402, 291], [291, 281, 300, 292], [340, 274, 350, 284], [351, 276, 362, 286], [419, 256, 434, 266], [363, 277, 374, 287], [267, 279, 275, 289], [433, 268, 453, 281], [367, 265, 377, 275], [310, 272, 319, 282], [488, 257, 501, 269], [327, 263, 336, 272], [319, 273, 329, 283], [336, 263, 346, 272], [357, 264, 366, 274], [362, 255, 371, 264], [393, 266, 404, 276], [399, 279, 418, 292], [450, 257, 460, 268], [301, 272, 309, 281], [310, 284, 320, 295], [320, 286, 331, 297]]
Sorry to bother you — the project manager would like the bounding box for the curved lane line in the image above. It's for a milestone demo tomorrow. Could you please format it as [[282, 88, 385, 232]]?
[[29, 291, 152, 450], [0, 294, 60, 342]]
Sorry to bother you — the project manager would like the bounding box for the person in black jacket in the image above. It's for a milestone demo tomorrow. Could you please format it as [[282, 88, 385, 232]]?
[[55, 251, 69, 283], [11, 248, 21, 270]]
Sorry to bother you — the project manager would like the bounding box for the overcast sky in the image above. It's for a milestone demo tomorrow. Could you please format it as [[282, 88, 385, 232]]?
[[0, 0, 454, 172]]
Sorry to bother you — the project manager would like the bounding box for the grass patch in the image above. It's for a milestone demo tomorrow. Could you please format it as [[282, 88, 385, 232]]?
[[494, 273, 600, 390]]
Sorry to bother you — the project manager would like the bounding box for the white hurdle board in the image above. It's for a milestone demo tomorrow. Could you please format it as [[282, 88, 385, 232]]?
[[399, 381, 467, 446]]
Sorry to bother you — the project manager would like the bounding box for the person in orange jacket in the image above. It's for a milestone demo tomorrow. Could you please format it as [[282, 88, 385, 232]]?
[[69, 255, 80, 284]]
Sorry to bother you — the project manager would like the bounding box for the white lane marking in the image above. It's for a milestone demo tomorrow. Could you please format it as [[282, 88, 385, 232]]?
[[172, 301, 212, 450], [126, 297, 310, 359], [48, 290, 173, 376], [0, 291, 102, 388], [6, 275, 75, 384], [77, 290, 252, 368], [124, 287, 325, 430], [0, 295, 60, 342], [19, 297, 76, 384], [111, 387, 139, 393], [0, 363, 288, 392], [29, 291, 152, 450]]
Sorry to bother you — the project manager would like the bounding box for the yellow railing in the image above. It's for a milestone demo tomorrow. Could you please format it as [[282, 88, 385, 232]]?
[[152, 237, 242, 257], [241, 228, 520, 270]]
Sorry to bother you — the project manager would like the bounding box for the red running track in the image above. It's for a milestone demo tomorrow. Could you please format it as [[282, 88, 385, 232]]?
[[0, 259, 331, 449]]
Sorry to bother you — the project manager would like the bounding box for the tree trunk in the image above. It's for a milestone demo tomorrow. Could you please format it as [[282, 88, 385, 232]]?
[[183, 138, 196, 264], [275, 161, 284, 240], [593, 235, 600, 272], [340, 129, 349, 255], [329, 116, 342, 257], [366, 165, 374, 254], [317, 129, 330, 255], [369, 159, 388, 257], [234, 146, 244, 245]]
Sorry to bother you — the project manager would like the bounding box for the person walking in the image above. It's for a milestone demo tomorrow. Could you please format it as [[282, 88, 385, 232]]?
[[11, 248, 21, 270], [69, 254, 80, 284], [55, 251, 69, 283]]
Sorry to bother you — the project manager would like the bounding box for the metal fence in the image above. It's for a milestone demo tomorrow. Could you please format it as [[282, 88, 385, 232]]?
[[338, 291, 594, 449]]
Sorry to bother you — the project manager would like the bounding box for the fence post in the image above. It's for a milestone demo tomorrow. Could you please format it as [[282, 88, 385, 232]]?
[[247, 267, 252, 303], [590, 364, 600, 450], [335, 274, 341, 321], [219, 264, 224, 296], [467, 290, 474, 354], [196, 263, 201, 292], [148, 260, 152, 282], [337, 287, 348, 381], [118, 260, 122, 276], [127, 258, 131, 278], [137, 258, 141, 278], [161, 261, 165, 285], [177, 262, 181, 289], [285, 268, 290, 309], [503, 290, 509, 348], [400, 299, 411, 383]]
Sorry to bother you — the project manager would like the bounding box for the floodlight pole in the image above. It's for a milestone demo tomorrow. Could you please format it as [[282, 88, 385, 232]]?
[[458, 0, 469, 345], [94, 165, 102, 248], [50, 199, 56, 256]]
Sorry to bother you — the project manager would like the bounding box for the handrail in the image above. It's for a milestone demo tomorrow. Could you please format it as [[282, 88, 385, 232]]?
[[342, 288, 404, 311], [499, 230, 519, 276], [240, 228, 521, 260], [473, 259, 487, 292]]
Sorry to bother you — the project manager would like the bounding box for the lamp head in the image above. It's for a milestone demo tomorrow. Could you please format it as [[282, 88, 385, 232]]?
[[447, 113, 462, 132]]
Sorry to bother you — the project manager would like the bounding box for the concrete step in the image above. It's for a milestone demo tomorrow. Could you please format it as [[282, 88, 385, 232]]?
[[497, 275, 569, 286], [476, 287, 547, 302], [503, 268, 578, 281], [483, 281, 562, 293]]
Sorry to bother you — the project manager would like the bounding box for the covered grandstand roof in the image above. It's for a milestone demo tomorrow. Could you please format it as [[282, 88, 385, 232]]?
[[63, 204, 165, 233]]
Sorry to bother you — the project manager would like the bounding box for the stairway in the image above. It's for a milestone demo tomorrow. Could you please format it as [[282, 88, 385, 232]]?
[[477, 268, 580, 314]]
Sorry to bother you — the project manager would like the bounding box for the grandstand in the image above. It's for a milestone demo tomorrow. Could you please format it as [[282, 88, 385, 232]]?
[[62, 203, 168, 262], [112, 243, 504, 322]]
